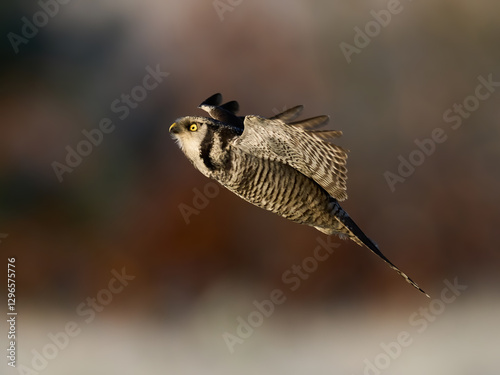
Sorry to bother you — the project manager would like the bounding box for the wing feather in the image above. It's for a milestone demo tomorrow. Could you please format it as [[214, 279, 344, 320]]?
[[220, 100, 239, 114], [269, 105, 304, 121], [289, 115, 330, 130], [234, 115, 349, 201], [199, 93, 222, 107]]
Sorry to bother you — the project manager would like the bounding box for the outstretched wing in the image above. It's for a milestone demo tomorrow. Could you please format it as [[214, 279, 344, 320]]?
[[233, 115, 349, 201]]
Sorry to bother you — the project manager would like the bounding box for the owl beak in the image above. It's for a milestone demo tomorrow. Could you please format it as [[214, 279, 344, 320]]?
[[169, 123, 179, 134]]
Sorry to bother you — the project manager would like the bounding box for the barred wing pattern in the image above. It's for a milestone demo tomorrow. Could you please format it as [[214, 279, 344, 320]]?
[[233, 115, 349, 201]]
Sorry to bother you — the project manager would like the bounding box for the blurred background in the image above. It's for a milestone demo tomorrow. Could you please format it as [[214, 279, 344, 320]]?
[[1, 0, 499, 374]]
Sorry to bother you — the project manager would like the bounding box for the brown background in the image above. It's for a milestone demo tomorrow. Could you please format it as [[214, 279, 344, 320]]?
[[1, 0, 499, 373]]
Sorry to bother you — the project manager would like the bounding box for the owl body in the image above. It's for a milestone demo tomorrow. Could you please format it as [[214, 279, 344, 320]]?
[[169, 94, 428, 296], [183, 116, 346, 236], [218, 148, 343, 233]]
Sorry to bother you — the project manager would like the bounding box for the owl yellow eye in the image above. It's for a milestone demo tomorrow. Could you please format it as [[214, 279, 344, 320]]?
[[189, 124, 198, 132]]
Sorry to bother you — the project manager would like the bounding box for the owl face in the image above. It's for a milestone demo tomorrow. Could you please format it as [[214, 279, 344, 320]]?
[[170, 116, 235, 178], [170, 116, 210, 162]]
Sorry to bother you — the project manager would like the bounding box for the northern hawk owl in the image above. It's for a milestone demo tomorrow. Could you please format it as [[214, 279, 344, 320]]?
[[170, 93, 428, 297]]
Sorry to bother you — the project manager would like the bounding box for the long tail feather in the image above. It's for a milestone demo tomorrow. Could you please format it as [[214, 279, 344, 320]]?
[[338, 213, 429, 297]]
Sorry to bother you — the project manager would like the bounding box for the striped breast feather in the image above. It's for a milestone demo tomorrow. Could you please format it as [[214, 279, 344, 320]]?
[[233, 115, 349, 201]]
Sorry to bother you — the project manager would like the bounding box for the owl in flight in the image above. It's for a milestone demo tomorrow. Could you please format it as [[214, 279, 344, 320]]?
[[170, 93, 428, 297]]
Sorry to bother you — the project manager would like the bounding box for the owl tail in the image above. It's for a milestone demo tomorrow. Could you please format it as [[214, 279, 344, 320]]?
[[338, 213, 430, 298]]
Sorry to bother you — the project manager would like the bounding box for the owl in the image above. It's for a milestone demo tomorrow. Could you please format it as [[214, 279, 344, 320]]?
[[170, 93, 428, 297]]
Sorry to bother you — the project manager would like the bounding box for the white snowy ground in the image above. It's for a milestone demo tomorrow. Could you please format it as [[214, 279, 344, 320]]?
[[7, 288, 499, 375]]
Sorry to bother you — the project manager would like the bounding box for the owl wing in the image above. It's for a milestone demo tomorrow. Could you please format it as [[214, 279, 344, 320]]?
[[233, 115, 349, 201]]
